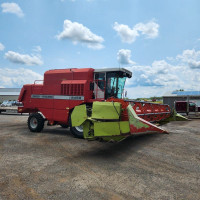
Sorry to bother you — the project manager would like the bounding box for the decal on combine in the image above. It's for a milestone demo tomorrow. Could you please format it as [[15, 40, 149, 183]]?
[[31, 94, 84, 100]]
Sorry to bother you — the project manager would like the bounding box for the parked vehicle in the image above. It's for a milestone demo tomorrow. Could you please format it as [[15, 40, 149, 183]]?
[[1, 101, 13, 107], [1, 101, 8, 107], [15, 101, 23, 106], [175, 101, 200, 115]]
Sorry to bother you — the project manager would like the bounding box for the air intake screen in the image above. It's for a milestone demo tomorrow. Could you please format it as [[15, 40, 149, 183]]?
[[61, 84, 84, 96]]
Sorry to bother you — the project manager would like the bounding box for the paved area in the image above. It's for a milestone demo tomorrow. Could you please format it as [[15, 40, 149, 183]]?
[[0, 114, 199, 200]]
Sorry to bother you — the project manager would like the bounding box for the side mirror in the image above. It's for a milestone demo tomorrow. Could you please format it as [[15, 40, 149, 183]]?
[[90, 82, 94, 91]]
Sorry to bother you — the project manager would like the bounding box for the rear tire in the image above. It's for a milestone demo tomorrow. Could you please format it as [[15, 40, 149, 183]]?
[[69, 115, 83, 139], [28, 113, 44, 132]]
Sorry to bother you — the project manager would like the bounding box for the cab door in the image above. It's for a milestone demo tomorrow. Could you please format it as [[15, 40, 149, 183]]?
[[94, 72, 105, 100]]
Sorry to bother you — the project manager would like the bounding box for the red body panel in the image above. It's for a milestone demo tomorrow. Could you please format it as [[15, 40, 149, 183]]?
[[18, 68, 94, 124]]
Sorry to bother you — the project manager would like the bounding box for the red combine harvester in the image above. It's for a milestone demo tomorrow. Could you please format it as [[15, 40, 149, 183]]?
[[18, 68, 186, 142]]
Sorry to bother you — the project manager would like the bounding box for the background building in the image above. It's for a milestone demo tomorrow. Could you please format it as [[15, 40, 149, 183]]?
[[0, 88, 21, 103], [163, 91, 200, 109]]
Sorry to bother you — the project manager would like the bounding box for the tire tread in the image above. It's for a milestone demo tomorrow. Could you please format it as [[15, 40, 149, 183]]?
[[27, 113, 44, 132]]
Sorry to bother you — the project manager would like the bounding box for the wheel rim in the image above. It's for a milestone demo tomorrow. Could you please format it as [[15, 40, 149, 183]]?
[[30, 117, 38, 129], [75, 125, 83, 132]]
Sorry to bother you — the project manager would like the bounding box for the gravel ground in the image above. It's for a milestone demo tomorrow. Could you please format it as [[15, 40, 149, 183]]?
[[0, 114, 199, 200]]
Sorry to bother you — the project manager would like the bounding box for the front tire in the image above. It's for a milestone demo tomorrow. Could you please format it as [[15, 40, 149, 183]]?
[[28, 113, 44, 132], [69, 115, 83, 138]]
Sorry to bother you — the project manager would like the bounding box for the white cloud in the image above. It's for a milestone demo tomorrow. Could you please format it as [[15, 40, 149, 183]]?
[[134, 21, 159, 39], [5, 51, 43, 66], [56, 20, 104, 49], [33, 46, 42, 53], [0, 43, 5, 51], [0, 68, 42, 88], [126, 61, 183, 88], [188, 60, 200, 69], [113, 22, 138, 43], [1, 2, 24, 17], [151, 60, 170, 74], [124, 49, 200, 98], [117, 49, 135, 65], [113, 20, 159, 43], [176, 49, 200, 69]]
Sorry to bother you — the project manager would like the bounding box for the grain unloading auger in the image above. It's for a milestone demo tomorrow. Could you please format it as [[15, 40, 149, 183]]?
[[18, 67, 187, 142]]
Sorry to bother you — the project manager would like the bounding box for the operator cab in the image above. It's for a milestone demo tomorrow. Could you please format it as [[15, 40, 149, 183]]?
[[93, 68, 132, 100]]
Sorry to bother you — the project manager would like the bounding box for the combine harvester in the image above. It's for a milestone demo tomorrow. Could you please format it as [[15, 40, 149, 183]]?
[[18, 68, 186, 142]]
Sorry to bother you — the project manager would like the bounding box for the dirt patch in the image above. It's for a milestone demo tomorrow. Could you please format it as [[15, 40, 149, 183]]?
[[0, 114, 199, 199]]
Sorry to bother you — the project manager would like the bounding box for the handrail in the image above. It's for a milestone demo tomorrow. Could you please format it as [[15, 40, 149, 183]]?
[[34, 80, 44, 84]]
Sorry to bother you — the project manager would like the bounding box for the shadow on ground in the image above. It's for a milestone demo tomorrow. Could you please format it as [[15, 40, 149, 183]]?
[[76, 133, 163, 160]]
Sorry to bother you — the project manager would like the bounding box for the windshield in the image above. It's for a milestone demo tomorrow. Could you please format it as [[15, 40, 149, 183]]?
[[106, 72, 126, 99]]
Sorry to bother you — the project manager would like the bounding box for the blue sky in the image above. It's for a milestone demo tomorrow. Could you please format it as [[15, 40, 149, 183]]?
[[0, 0, 200, 98]]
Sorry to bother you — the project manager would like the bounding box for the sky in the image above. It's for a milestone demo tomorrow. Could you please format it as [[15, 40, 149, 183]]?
[[0, 0, 200, 98]]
